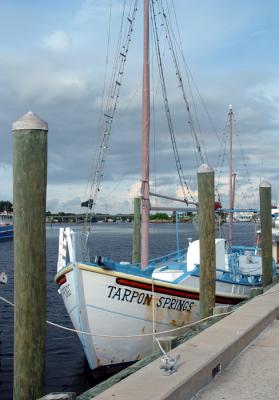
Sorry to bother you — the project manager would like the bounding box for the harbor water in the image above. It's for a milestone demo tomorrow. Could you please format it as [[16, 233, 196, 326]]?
[[0, 222, 257, 399]]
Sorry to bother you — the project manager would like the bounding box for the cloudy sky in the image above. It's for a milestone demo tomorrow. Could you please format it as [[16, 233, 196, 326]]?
[[1, 0, 279, 213]]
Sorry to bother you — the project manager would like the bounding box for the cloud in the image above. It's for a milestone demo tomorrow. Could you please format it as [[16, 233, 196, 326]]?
[[127, 181, 141, 199], [43, 30, 71, 52], [74, 0, 123, 26], [1, 1, 279, 214]]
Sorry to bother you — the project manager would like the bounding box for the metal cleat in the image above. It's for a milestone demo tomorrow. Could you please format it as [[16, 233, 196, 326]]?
[[160, 353, 181, 375]]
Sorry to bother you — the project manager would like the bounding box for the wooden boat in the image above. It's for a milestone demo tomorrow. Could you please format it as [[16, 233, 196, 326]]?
[[55, 229, 263, 374], [55, 1, 269, 376]]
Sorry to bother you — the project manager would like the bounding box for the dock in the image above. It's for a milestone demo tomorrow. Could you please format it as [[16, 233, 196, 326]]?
[[76, 282, 279, 400], [194, 319, 279, 399]]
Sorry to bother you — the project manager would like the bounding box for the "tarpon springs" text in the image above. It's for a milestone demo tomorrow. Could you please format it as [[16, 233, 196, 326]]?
[[107, 285, 195, 311]]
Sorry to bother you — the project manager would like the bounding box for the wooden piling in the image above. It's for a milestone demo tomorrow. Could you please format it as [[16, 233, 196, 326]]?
[[132, 197, 141, 263], [259, 181, 272, 287], [198, 164, 216, 318], [13, 112, 48, 400]]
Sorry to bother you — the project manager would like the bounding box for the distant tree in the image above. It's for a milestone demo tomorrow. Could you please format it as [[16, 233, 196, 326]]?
[[150, 213, 169, 221], [0, 201, 13, 213]]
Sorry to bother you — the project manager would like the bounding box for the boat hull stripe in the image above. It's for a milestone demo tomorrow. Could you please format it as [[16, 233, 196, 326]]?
[[116, 278, 244, 305]]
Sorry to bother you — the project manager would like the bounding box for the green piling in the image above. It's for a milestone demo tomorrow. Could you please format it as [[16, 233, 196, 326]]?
[[198, 164, 216, 318], [13, 111, 48, 400], [132, 197, 141, 263], [259, 181, 272, 287]]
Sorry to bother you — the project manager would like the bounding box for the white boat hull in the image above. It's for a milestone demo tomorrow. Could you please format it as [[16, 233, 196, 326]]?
[[56, 261, 248, 373], [55, 228, 260, 374]]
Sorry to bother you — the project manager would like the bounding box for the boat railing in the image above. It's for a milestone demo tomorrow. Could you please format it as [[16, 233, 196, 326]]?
[[191, 264, 262, 286], [0, 212, 13, 225], [228, 252, 240, 275], [92, 248, 187, 269], [148, 248, 186, 266]]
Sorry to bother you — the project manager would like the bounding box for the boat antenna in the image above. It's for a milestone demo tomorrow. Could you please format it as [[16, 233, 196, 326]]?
[[141, 0, 150, 269]]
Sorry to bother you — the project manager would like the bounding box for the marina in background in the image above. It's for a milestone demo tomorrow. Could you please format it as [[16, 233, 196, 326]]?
[[0, 212, 13, 242]]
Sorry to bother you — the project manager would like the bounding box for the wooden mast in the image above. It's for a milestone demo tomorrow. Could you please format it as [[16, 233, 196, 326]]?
[[141, 0, 150, 269], [228, 105, 234, 246]]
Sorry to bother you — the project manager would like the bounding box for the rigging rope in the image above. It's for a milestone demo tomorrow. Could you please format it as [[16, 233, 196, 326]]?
[[82, 0, 121, 212], [216, 117, 230, 191], [82, 1, 138, 234], [216, 109, 256, 213], [157, 0, 206, 167], [150, 0, 197, 205], [168, 0, 223, 159], [233, 114, 257, 209]]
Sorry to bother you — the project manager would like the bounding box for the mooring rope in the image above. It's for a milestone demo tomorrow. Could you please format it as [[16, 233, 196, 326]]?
[[1, 287, 278, 339], [155, 337, 167, 355], [47, 312, 233, 338], [0, 294, 231, 338]]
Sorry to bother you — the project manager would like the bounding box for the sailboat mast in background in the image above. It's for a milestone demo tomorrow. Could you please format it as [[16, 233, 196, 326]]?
[[55, 3, 273, 377], [228, 105, 234, 246]]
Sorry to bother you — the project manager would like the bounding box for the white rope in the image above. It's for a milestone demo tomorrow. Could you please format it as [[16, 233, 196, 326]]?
[[47, 312, 234, 338], [0, 294, 231, 338], [155, 337, 167, 355], [1, 286, 278, 340], [0, 296, 13, 307], [152, 278, 156, 344]]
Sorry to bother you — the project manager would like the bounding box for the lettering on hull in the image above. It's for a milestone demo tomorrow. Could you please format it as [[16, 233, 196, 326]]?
[[60, 283, 71, 299], [107, 285, 195, 311]]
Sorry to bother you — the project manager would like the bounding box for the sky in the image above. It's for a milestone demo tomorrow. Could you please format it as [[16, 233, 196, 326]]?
[[1, 0, 279, 214]]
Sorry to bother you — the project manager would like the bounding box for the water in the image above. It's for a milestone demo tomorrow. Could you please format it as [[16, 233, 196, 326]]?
[[0, 222, 256, 399]]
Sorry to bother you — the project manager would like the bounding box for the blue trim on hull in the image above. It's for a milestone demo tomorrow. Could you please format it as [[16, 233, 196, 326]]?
[[86, 248, 187, 278], [0, 225, 13, 241], [83, 244, 269, 288]]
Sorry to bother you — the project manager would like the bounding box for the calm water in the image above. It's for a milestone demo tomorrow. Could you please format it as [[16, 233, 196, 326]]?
[[0, 222, 256, 399]]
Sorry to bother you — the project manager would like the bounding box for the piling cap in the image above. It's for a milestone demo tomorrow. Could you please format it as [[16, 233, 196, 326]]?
[[12, 111, 48, 131], [197, 163, 214, 174], [260, 180, 271, 188]]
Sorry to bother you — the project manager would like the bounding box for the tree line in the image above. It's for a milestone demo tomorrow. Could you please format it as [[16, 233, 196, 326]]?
[[0, 201, 13, 213]]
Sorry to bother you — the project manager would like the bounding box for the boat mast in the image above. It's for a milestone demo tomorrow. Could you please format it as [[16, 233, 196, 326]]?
[[228, 105, 234, 246], [141, 0, 150, 269]]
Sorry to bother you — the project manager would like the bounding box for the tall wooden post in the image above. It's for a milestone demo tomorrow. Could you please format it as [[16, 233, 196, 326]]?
[[13, 112, 48, 400], [141, 0, 150, 269], [132, 197, 141, 263], [198, 164, 216, 318], [259, 181, 272, 287]]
